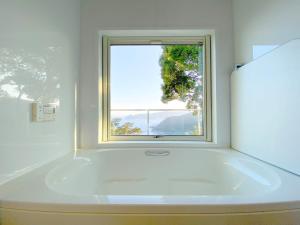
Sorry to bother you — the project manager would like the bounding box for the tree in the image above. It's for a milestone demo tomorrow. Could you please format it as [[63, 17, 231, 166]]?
[[111, 118, 142, 135], [160, 45, 203, 111]]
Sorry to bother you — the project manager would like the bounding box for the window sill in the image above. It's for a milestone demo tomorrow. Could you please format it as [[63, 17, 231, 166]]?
[[94, 141, 223, 150]]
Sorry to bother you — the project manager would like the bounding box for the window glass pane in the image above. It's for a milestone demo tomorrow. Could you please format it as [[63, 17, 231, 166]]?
[[110, 44, 204, 136], [111, 111, 146, 135], [149, 110, 203, 136]]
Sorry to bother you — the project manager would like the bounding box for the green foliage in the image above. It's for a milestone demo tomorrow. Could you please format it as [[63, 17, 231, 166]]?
[[160, 45, 203, 111], [192, 124, 202, 136], [111, 118, 142, 135]]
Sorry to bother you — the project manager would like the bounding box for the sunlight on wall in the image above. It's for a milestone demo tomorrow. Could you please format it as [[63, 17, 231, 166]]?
[[252, 45, 278, 60]]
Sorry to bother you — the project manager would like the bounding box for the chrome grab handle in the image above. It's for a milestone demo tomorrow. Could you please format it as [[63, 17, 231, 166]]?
[[145, 150, 170, 156]]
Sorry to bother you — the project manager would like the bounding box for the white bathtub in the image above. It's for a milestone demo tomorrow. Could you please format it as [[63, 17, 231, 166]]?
[[1, 148, 300, 225]]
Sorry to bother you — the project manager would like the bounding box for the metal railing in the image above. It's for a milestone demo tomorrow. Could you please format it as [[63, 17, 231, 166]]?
[[111, 109, 202, 135]]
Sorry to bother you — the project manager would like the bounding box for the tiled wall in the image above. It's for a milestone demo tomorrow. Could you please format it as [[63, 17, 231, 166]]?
[[0, 0, 80, 184]]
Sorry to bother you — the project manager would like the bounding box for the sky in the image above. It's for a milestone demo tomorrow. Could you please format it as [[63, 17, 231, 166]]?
[[110, 45, 186, 110]]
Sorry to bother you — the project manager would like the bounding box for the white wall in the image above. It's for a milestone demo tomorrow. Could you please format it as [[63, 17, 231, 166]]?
[[0, 0, 80, 184], [231, 39, 300, 175], [79, 0, 234, 148], [232, 0, 300, 174], [233, 0, 300, 64]]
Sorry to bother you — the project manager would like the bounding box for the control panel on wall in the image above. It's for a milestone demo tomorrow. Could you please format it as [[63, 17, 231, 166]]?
[[32, 102, 57, 122]]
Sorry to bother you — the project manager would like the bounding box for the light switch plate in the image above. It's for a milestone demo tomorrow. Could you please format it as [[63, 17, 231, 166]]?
[[32, 102, 57, 122]]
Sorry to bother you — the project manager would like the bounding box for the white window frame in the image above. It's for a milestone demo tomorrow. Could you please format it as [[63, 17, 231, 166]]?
[[102, 35, 212, 142]]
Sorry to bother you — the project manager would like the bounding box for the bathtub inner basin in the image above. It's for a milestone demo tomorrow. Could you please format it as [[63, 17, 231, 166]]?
[[45, 149, 281, 197]]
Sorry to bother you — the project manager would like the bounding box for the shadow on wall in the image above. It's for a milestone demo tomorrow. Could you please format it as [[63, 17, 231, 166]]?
[[0, 46, 61, 103]]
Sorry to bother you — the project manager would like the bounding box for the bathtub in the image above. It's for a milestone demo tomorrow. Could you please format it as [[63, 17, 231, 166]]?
[[1, 148, 300, 225]]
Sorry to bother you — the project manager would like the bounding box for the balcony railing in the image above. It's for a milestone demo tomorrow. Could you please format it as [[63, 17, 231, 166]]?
[[111, 109, 202, 135]]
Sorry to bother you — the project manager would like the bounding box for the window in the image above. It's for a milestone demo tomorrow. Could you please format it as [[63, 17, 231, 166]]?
[[102, 36, 212, 142]]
